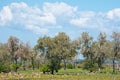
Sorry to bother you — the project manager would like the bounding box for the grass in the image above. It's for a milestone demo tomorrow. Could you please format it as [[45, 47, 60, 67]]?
[[0, 73, 120, 80], [57, 68, 88, 75], [0, 68, 120, 80], [18, 69, 41, 74]]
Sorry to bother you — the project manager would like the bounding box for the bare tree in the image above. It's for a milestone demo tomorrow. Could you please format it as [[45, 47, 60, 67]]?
[[7, 36, 20, 72]]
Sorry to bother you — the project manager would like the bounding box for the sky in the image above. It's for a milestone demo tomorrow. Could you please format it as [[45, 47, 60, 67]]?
[[0, 0, 120, 47]]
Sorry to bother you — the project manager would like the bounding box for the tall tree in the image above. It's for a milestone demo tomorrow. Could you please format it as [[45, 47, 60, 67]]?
[[7, 36, 20, 72], [81, 32, 93, 60], [29, 50, 37, 70], [35, 34, 73, 74], [0, 43, 11, 72], [0, 43, 10, 62], [18, 42, 30, 70], [35, 36, 59, 74], [54, 32, 74, 70], [97, 32, 107, 71], [111, 32, 120, 73]]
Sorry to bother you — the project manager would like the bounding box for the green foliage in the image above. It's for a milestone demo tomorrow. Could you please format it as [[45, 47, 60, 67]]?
[[0, 62, 10, 73], [67, 63, 73, 69], [10, 63, 19, 71], [83, 60, 98, 72], [40, 64, 50, 73], [76, 64, 84, 68], [47, 56, 61, 74]]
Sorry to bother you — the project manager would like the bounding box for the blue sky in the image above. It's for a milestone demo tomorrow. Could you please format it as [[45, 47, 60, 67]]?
[[0, 0, 120, 47]]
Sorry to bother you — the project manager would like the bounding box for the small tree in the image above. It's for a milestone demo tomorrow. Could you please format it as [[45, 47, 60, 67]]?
[[67, 63, 73, 69], [83, 60, 98, 72], [40, 64, 50, 74]]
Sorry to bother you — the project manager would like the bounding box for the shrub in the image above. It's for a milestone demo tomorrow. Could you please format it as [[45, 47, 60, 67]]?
[[67, 63, 73, 69], [0, 62, 10, 73], [83, 60, 98, 72], [40, 64, 50, 73], [10, 63, 20, 72], [76, 64, 84, 68]]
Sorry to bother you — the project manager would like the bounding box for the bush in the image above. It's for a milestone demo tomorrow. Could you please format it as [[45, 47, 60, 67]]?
[[40, 64, 50, 73], [0, 62, 10, 73], [10, 63, 20, 72], [83, 60, 98, 72], [76, 64, 84, 68], [67, 63, 73, 69]]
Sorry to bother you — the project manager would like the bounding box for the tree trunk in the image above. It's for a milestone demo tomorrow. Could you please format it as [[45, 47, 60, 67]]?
[[113, 57, 115, 73], [31, 57, 34, 70], [37, 61, 40, 69], [98, 57, 102, 71], [73, 62, 75, 69], [15, 59, 18, 72], [63, 59, 66, 70], [23, 60, 26, 70], [50, 69, 54, 74]]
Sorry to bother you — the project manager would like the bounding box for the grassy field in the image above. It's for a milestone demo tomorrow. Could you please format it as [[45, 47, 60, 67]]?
[[0, 69, 120, 80]]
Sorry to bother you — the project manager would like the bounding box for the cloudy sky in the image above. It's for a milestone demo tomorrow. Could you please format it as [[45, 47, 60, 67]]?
[[0, 0, 120, 46]]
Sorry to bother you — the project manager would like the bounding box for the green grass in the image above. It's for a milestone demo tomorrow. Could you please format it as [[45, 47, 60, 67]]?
[[18, 68, 88, 75], [18, 69, 41, 74], [0, 68, 120, 80], [57, 68, 88, 75], [1, 73, 120, 80]]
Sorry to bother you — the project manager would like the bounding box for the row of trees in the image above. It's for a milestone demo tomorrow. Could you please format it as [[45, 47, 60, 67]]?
[[80, 32, 120, 73], [0, 36, 37, 72], [0, 32, 120, 74]]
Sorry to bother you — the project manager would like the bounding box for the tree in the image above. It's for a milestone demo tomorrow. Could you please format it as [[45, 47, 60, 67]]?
[[97, 32, 107, 71], [18, 42, 30, 70], [35, 33, 69, 73], [0, 43, 10, 63], [35, 53, 45, 69], [111, 32, 120, 73], [7, 36, 20, 72], [0, 43, 11, 72], [44, 36, 62, 74], [71, 39, 81, 51], [80, 32, 100, 72], [54, 32, 75, 70], [81, 32, 93, 60], [70, 39, 81, 68], [29, 50, 37, 70], [41, 36, 61, 74]]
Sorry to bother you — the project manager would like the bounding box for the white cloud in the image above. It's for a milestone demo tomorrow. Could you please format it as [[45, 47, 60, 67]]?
[[78, 11, 96, 18], [0, 2, 120, 35], [26, 24, 48, 34], [107, 8, 120, 20], [43, 2, 77, 17], [0, 2, 56, 34], [71, 18, 90, 27], [0, 6, 13, 26], [70, 9, 120, 33], [70, 11, 98, 28]]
